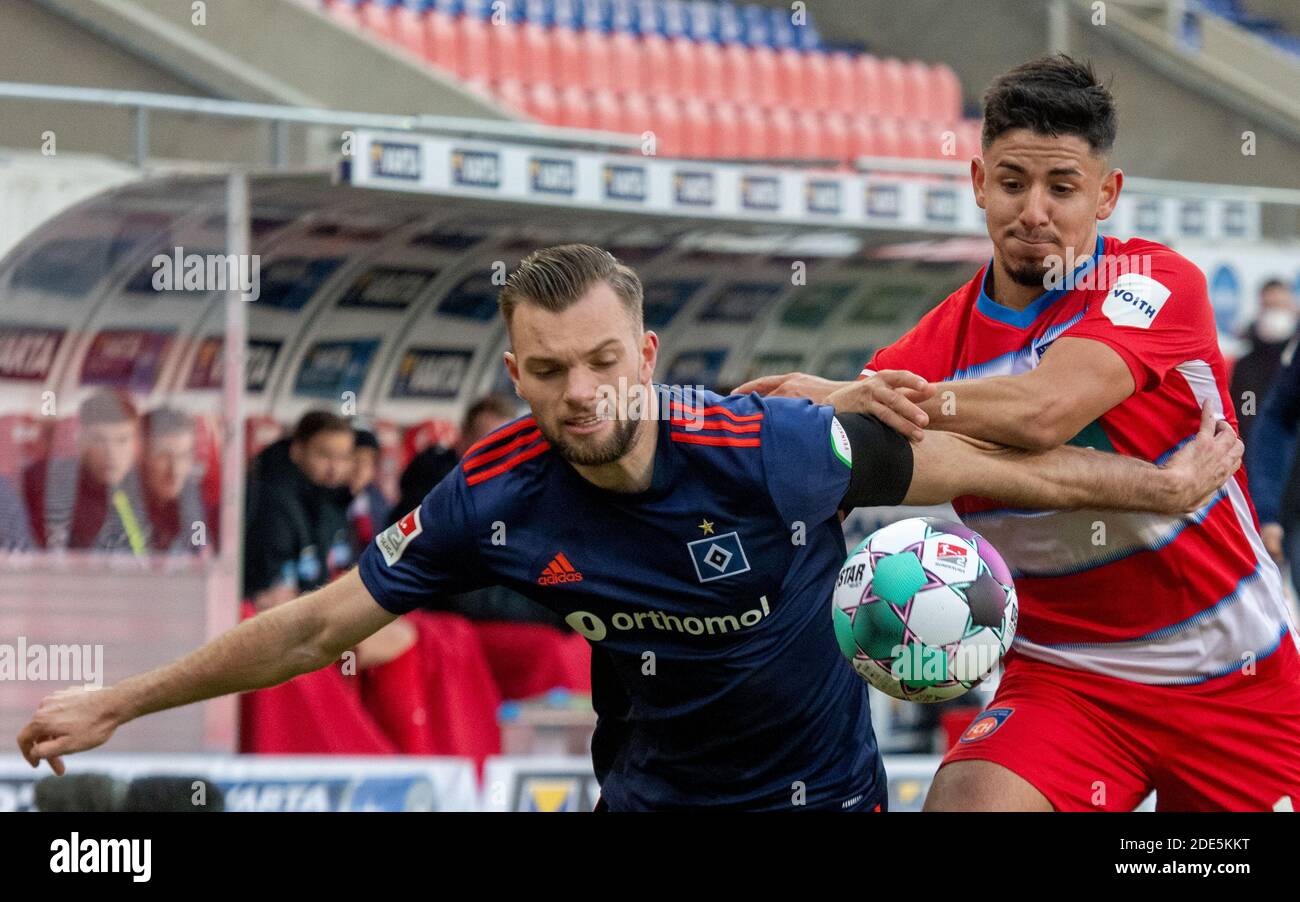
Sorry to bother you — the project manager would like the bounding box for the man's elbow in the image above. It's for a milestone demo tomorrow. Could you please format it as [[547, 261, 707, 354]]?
[[1016, 396, 1080, 451]]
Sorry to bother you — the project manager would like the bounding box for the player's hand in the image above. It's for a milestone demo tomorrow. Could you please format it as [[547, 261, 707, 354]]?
[[17, 686, 121, 775], [1160, 402, 1243, 514], [733, 372, 850, 404], [1261, 523, 1285, 564], [825, 371, 935, 442]]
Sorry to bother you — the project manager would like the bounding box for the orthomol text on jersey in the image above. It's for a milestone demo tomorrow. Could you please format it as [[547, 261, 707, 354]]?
[[564, 596, 772, 641]]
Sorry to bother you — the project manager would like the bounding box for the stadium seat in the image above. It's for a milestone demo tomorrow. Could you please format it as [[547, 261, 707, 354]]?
[[681, 97, 712, 157], [741, 3, 772, 48], [649, 93, 684, 156], [551, 23, 582, 87], [735, 103, 768, 159], [696, 40, 726, 103], [488, 19, 526, 83], [456, 2, 494, 82], [323, 0, 364, 31], [765, 105, 797, 159], [871, 116, 904, 159], [360, 0, 399, 42], [707, 100, 742, 159], [666, 37, 700, 100], [525, 81, 561, 123], [855, 54, 883, 118], [639, 33, 673, 96], [390, 0, 428, 58], [617, 90, 651, 139], [398, 419, 458, 472], [898, 117, 931, 159], [557, 84, 595, 129], [720, 43, 754, 107], [826, 51, 856, 114], [422, 6, 460, 72], [608, 31, 645, 95], [793, 108, 827, 161], [579, 27, 616, 90], [661, 0, 690, 39], [933, 63, 963, 123], [775, 48, 806, 108], [473, 622, 592, 699], [821, 110, 850, 163], [804, 50, 831, 112], [749, 45, 779, 108], [578, 0, 612, 32], [878, 57, 907, 119], [590, 88, 623, 133], [492, 78, 530, 115]]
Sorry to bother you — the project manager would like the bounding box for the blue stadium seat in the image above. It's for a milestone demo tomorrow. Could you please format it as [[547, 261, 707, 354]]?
[[687, 1, 721, 43], [768, 7, 795, 49], [524, 0, 555, 25], [553, 0, 581, 29], [432, 0, 464, 16], [662, 1, 690, 40], [716, 2, 742, 44], [609, 0, 638, 33], [634, 0, 666, 36], [463, 0, 493, 20], [741, 3, 770, 47], [578, 0, 612, 31]]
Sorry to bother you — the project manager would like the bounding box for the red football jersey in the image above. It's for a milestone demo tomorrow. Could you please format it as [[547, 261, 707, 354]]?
[[863, 235, 1295, 684]]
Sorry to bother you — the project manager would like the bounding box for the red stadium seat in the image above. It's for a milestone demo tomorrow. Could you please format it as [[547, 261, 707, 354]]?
[[487, 19, 525, 84], [855, 54, 883, 117], [720, 44, 753, 107], [793, 108, 828, 161], [456, 13, 493, 82], [934, 64, 964, 123], [580, 29, 616, 92], [608, 32, 645, 96], [473, 622, 592, 699], [681, 98, 712, 157], [804, 51, 832, 112], [697, 41, 726, 104], [750, 46, 780, 109], [422, 8, 459, 73], [359, 0, 396, 42], [618, 90, 652, 141], [389, 2, 426, 58], [902, 59, 932, 122], [846, 114, 874, 160], [649, 94, 684, 157], [526, 82, 561, 125], [590, 88, 623, 134], [666, 37, 700, 101], [557, 84, 595, 129], [775, 48, 806, 109], [898, 117, 932, 159], [708, 101, 742, 159], [491, 79, 530, 115], [399, 419, 458, 472], [871, 116, 904, 159], [641, 34, 673, 97], [878, 57, 907, 120], [736, 104, 768, 159], [821, 111, 851, 163], [551, 23, 583, 87], [827, 51, 856, 114], [766, 106, 797, 159]]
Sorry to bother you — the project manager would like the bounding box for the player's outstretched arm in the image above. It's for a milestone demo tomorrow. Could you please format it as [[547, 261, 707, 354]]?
[[16, 568, 396, 774], [902, 402, 1241, 514]]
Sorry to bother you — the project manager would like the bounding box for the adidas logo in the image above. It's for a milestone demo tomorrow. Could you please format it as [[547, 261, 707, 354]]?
[[537, 552, 583, 586]]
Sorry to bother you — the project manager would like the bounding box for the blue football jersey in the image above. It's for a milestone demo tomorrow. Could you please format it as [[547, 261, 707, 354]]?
[[359, 386, 885, 811]]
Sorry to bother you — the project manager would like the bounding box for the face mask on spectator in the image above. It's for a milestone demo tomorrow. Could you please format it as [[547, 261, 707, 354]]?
[[1258, 309, 1298, 343]]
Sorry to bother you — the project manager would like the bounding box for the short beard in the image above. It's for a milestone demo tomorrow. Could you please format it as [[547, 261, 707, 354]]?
[[1005, 259, 1051, 288], [540, 415, 641, 467]]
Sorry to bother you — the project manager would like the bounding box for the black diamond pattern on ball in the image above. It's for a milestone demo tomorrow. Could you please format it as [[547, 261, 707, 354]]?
[[965, 571, 1006, 628]]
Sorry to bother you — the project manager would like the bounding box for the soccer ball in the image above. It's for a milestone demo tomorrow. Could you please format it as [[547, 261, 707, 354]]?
[[832, 517, 1017, 703]]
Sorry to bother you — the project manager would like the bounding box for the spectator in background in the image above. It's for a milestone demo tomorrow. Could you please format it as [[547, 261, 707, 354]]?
[[346, 428, 390, 555], [141, 407, 212, 554], [1246, 345, 1300, 600], [243, 410, 357, 607], [1231, 278, 1297, 445], [390, 394, 518, 525], [0, 475, 34, 551], [23, 389, 149, 554]]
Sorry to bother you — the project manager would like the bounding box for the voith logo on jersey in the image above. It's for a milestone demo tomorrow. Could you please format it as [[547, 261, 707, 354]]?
[[538, 553, 583, 586], [1102, 273, 1172, 329], [375, 508, 423, 566]]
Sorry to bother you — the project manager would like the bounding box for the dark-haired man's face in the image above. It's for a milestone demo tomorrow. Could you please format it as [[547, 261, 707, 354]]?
[[503, 283, 657, 468], [291, 430, 355, 489], [81, 421, 139, 488], [973, 129, 1121, 291]]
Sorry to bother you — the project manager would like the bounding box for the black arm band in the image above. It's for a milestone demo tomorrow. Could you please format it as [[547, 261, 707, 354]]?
[[835, 413, 914, 510]]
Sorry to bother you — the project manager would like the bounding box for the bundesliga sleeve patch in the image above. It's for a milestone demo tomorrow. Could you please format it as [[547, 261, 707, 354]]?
[[1102, 273, 1172, 329], [830, 417, 852, 468], [376, 507, 423, 566]]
